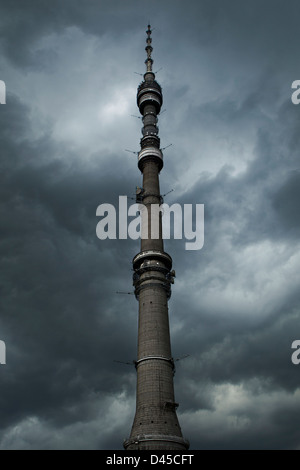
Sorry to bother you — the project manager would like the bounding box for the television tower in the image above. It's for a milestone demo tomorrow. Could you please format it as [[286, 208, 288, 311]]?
[[124, 25, 189, 451]]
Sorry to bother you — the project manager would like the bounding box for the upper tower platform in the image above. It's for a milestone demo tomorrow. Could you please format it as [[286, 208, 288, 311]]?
[[137, 25, 163, 172]]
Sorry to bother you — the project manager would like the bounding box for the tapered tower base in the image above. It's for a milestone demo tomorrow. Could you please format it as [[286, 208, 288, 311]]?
[[124, 434, 189, 450]]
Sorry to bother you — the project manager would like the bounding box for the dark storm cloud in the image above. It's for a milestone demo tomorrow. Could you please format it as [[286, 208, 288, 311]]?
[[161, 23, 300, 445], [1, 0, 300, 450], [273, 171, 300, 235], [0, 95, 137, 447], [0, 0, 140, 68]]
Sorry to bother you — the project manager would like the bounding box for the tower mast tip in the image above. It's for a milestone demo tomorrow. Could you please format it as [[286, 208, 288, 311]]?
[[145, 24, 153, 73]]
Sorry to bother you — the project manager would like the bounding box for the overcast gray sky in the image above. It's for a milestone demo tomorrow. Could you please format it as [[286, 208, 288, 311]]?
[[0, 0, 300, 450]]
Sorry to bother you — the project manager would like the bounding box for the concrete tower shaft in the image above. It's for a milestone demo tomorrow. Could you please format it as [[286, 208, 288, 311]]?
[[124, 25, 189, 451]]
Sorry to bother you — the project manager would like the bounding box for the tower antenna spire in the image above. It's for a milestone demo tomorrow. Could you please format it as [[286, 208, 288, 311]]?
[[145, 24, 153, 73]]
